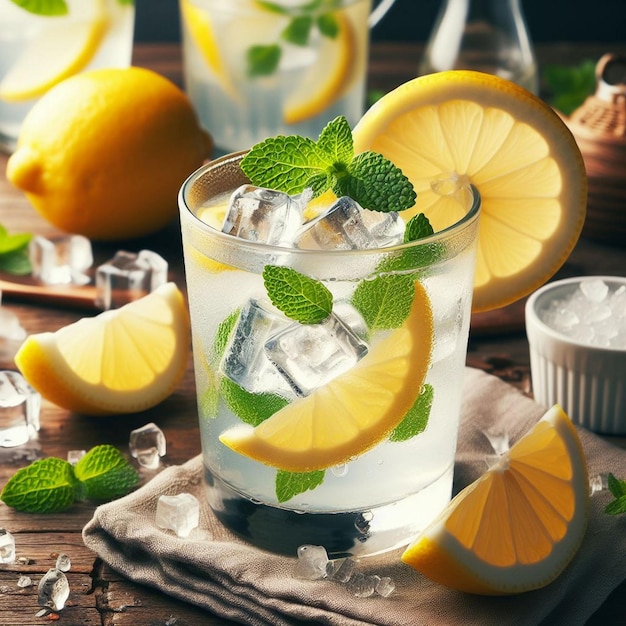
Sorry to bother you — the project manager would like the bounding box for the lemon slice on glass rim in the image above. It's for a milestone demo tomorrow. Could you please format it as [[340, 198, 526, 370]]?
[[352, 70, 588, 313]]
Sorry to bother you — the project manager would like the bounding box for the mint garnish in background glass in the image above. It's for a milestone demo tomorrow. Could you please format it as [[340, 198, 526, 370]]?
[[10, 0, 133, 16]]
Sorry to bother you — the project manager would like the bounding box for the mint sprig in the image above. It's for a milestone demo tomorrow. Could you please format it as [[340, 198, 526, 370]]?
[[241, 116, 416, 213], [605, 473, 626, 515], [0, 445, 138, 513], [0, 223, 32, 275], [263, 265, 333, 324], [10, 0, 67, 16]]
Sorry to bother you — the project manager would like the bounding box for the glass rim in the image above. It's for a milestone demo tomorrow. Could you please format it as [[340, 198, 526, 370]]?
[[178, 150, 482, 257]]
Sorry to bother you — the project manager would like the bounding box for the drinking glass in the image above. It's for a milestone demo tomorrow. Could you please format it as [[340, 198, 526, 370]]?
[[179, 0, 394, 153], [0, 0, 135, 153], [179, 152, 481, 557]]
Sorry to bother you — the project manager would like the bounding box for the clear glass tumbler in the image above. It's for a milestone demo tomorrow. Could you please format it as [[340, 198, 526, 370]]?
[[179, 152, 481, 557], [179, 0, 393, 153], [0, 0, 135, 153]]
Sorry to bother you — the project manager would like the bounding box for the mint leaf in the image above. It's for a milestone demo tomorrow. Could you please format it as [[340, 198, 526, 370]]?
[[221, 378, 288, 426], [0, 457, 76, 513], [404, 213, 434, 242], [10, 0, 67, 16], [0, 248, 32, 275], [0, 226, 31, 254], [607, 473, 626, 498], [282, 16, 313, 46], [334, 151, 416, 213], [317, 13, 339, 38], [317, 114, 353, 165], [351, 273, 414, 331], [74, 445, 138, 501], [263, 265, 332, 324], [241, 134, 329, 195], [213, 309, 240, 360], [276, 469, 325, 503], [604, 473, 626, 515], [247, 44, 281, 77], [543, 60, 595, 116], [390, 384, 434, 442]]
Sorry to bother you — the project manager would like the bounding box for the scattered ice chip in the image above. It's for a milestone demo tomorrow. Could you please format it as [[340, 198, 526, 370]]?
[[0, 292, 27, 342], [589, 473, 610, 496], [0, 370, 41, 448], [219, 299, 296, 398], [539, 279, 626, 348], [67, 449, 86, 465], [155, 493, 200, 538], [293, 545, 329, 580], [37, 568, 69, 612], [329, 557, 358, 583], [346, 572, 376, 597], [0, 528, 15, 564], [222, 184, 305, 246], [375, 576, 396, 597], [29, 235, 92, 286], [95, 249, 168, 310], [265, 312, 369, 396], [17, 575, 32, 588], [55, 553, 71, 572], [296, 196, 405, 250], [129, 422, 166, 469]]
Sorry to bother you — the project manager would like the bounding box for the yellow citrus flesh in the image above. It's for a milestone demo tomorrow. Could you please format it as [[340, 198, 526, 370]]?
[[6, 67, 212, 240], [352, 71, 587, 312], [179, 0, 239, 100], [14, 283, 191, 416], [283, 12, 359, 125], [0, 1, 109, 102], [219, 281, 434, 472], [402, 405, 589, 595]]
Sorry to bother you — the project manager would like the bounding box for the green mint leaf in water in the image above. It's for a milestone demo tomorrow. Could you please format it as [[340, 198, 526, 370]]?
[[263, 265, 333, 324], [390, 384, 434, 442], [334, 151, 416, 213], [276, 469, 325, 503], [221, 378, 288, 426], [0, 457, 76, 513], [241, 135, 329, 196], [351, 273, 415, 331], [317, 12, 339, 38], [247, 44, 281, 77], [282, 16, 313, 46], [404, 213, 435, 243], [11, 0, 67, 16], [74, 444, 138, 501]]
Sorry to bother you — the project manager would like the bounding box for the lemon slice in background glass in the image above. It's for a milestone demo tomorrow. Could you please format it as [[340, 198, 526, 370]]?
[[0, 0, 109, 102], [353, 71, 587, 313]]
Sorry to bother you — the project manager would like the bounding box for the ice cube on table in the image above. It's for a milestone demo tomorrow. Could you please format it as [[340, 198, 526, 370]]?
[[296, 196, 405, 250], [37, 568, 69, 612], [55, 553, 71, 572], [29, 235, 92, 286], [329, 557, 358, 583], [293, 545, 329, 580], [95, 249, 168, 310], [0, 370, 41, 448], [219, 299, 296, 398], [0, 292, 27, 342], [129, 422, 166, 469], [67, 449, 86, 465], [222, 185, 305, 246], [0, 528, 15, 564], [264, 312, 369, 397], [155, 493, 200, 538]]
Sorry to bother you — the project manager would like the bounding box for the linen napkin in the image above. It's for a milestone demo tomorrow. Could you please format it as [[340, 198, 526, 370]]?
[[82, 368, 626, 626]]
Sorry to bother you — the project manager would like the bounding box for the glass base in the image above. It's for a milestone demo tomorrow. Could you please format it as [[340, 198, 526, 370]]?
[[203, 463, 454, 558]]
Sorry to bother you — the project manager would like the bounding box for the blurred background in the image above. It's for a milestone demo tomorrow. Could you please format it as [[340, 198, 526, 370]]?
[[135, 0, 626, 44]]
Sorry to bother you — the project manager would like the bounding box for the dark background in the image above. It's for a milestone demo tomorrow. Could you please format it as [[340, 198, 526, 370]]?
[[134, 0, 626, 44]]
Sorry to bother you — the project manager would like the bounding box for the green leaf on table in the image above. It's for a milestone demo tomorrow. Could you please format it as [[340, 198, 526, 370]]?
[[605, 473, 626, 515], [0, 223, 32, 275], [351, 273, 414, 331], [542, 59, 596, 115], [0, 457, 76, 513], [263, 265, 332, 324], [276, 469, 325, 503], [74, 444, 138, 501], [10, 0, 67, 16], [247, 44, 281, 77], [390, 384, 434, 442]]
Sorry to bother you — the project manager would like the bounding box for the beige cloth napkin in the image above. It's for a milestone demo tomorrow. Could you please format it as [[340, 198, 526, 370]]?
[[82, 368, 626, 626]]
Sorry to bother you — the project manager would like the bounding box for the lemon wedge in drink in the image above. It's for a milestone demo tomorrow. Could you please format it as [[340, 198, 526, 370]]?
[[0, 2, 109, 102], [402, 405, 589, 595], [219, 281, 433, 472], [14, 283, 190, 415], [352, 71, 587, 312], [283, 12, 361, 125]]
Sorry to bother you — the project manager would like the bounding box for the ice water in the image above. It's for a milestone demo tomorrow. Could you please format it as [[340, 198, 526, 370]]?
[[180, 156, 480, 557], [179, 0, 371, 152], [0, 0, 134, 152]]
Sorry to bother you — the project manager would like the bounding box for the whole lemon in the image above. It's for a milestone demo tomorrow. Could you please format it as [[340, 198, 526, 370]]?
[[6, 67, 213, 241]]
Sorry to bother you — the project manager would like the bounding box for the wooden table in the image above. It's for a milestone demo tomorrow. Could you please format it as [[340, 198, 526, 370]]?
[[1, 42, 625, 625]]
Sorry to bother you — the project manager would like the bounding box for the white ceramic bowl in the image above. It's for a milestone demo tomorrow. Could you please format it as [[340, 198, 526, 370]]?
[[525, 276, 626, 434]]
